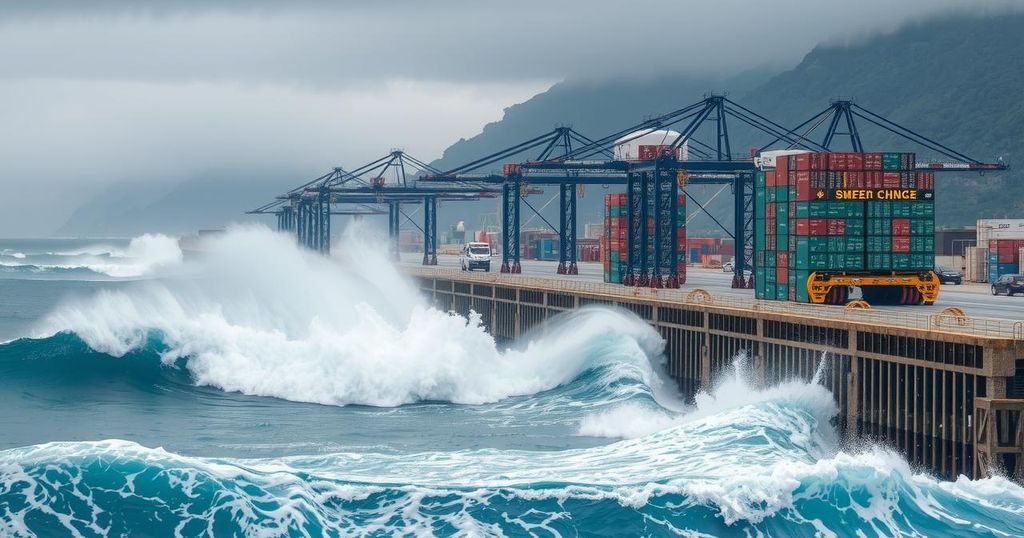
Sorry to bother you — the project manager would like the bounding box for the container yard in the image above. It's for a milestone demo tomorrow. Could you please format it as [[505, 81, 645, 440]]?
[[251, 92, 1015, 495], [755, 151, 939, 305]]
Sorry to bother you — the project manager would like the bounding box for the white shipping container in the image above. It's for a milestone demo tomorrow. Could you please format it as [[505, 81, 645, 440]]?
[[754, 149, 812, 170], [977, 219, 1024, 242], [965, 246, 989, 282], [614, 129, 689, 161]]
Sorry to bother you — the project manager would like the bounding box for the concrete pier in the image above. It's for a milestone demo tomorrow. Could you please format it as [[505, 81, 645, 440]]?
[[406, 266, 1024, 481]]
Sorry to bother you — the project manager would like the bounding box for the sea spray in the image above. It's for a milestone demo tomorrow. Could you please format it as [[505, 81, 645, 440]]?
[[0, 234, 182, 278], [3, 378, 1024, 536], [31, 224, 668, 407]]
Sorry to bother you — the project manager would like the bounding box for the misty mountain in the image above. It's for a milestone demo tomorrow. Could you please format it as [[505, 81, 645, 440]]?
[[59, 12, 1023, 237], [55, 169, 300, 237], [431, 12, 1024, 235]]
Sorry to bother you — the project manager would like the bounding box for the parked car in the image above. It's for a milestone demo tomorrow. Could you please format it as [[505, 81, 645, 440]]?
[[991, 274, 1024, 296], [935, 266, 962, 285], [721, 261, 752, 277], [460, 242, 492, 272]]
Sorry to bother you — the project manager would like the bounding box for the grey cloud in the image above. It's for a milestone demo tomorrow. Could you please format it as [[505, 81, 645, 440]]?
[[1, 0, 1016, 87]]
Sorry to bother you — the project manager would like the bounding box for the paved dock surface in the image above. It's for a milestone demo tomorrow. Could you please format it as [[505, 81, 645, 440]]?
[[400, 254, 1023, 321]]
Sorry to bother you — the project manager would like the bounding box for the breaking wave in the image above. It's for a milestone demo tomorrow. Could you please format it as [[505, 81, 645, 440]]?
[[0, 234, 181, 278], [3, 371, 1024, 536], [23, 225, 667, 408], [5, 223, 1024, 535]]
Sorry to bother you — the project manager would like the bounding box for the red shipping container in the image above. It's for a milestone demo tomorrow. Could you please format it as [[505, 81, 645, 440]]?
[[848, 153, 864, 170], [892, 237, 911, 253], [882, 172, 901, 188], [892, 218, 911, 236], [777, 251, 789, 268], [775, 155, 789, 178], [989, 239, 1000, 251], [828, 152, 861, 171], [863, 153, 883, 170], [847, 171, 864, 188], [809, 219, 828, 235], [811, 153, 825, 171], [794, 153, 811, 171], [767, 235, 776, 250], [795, 219, 809, 235], [794, 171, 811, 200], [777, 266, 789, 282], [766, 170, 776, 187], [827, 219, 847, 236]]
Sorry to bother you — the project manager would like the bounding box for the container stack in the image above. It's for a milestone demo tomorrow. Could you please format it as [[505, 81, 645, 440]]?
[[603, 193, 627, 283], [602, 193, 686, 286], [987, 239, 1024, 281], [755, 152, 937, 303]]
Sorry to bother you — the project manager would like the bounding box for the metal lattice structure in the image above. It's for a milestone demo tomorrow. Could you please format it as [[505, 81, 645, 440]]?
[[249, 96, 1006, 286]]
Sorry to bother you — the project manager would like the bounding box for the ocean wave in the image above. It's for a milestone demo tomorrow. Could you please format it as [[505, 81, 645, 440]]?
[[3, 386, 1023, 537], [25, 225, 669, 409], [0, 234, 181, 278]]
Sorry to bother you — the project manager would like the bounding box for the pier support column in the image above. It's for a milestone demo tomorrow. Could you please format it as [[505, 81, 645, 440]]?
[[501, 177, 521, 273], [653, 158, 679, 288], [558, 183, 577, 275], [422, 196, 438, 265], [317, 188, 331, 255], [388, 202, 400, 261], [625, 170, 648, 286]]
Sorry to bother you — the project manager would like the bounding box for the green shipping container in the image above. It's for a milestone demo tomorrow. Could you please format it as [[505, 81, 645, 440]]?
[[882, 152, 901, 170], [846, 236, 865, 252], [794, 202, 810, 218], [867, 235, 892, 251], [892, 254, 912, 270], [794, 271, 811, 303], [809, 202, 829, 218], [776, 204, 787, 222], [776, 284, 788, 298], [868, 202, 892, 218]]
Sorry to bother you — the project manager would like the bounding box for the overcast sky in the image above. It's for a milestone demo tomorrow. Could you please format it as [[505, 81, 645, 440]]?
[[0, 0, 1016, 236]]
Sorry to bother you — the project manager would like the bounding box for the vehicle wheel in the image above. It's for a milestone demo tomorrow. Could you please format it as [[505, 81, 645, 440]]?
[[992, 286, 998, 295]]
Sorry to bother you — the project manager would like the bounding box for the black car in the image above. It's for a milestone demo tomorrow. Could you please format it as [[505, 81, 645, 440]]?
[[935, 266, 962, 285], [991, 274, 1024, 296]]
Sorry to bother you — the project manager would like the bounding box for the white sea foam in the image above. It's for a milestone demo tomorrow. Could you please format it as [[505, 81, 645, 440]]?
[[36, 224, 666, 407], [0, 234, 182, 277]]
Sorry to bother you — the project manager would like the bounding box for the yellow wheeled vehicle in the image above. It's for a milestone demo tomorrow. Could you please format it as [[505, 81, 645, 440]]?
[[807, 271, 940, 306]]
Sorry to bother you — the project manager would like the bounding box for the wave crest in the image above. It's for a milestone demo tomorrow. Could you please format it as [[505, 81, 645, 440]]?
[[28, 225, 667, 408]]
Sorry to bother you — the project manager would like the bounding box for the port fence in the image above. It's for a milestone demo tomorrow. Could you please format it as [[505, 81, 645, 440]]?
[[402, 266, 1022, 340]]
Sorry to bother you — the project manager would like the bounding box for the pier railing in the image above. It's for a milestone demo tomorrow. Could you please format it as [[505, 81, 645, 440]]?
[[402, 266, 1023, 340]]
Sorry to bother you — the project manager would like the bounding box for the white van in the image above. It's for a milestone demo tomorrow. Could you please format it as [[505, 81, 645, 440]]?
[[460, 242, 492, 272]]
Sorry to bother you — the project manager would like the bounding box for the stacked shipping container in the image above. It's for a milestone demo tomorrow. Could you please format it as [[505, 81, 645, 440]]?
[[987, 239, 1024, 281], [602, 193, 686, 285], [755, 152, 937, 303], [603, 194, 628, 283]]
